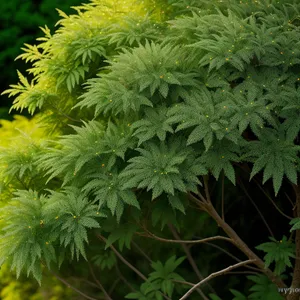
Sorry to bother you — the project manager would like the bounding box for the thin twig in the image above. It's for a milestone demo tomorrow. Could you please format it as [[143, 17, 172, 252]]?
[[96, 234, 147, 281], [168, 224, 216, 296], [131, 241, 152, 263], [48, 269, 99, 300], [222, 171, 225, 220], [203, 175, 212, 203], [108, 278, 120, 295], [188, 191, 207, 207], [138, 228, 233, 245], [285, 191, 296, 209], [88, 261, 112, 300], [115, 264, 136, 292], [238, 178, 274, 237], [179, 260, 255, 300], [226, 271, 260, 275], [200, 241, 262, 273], [69, 276, 102, 290], [236, 163, 293, 220], [172, 280, 209, 300], [48, 103, 82, 123], [254, 181, 293, 220]]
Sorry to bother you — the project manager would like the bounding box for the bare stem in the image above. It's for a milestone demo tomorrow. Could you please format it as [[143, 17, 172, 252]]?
[[138, 228, 232, 245], [179, 260, 255, 300], [221, 171, 225, 220], [47, 269, 99, 300], [87, 262, 112, 300], [131, 241, 152, 263], [172, 281, 209, 300], [96, 234, 147, 281], [238, 178, 274, 237]]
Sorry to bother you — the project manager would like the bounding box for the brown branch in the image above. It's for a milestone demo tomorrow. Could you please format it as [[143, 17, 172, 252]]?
[[96, 234, 147, 281], [203, 175, 212, 203], [172, 280, 209, 300], [138, 228, 233, 245], [68, 276, 103, 290], [197, 179, 286, 289], [179, 260, 255, 300], [221, 171, 225, 220], [226, 271, 260, 275]]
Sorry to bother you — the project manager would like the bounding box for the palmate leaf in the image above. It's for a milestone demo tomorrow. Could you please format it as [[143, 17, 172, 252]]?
[[105, 40, 199, 97], [0, 190, 56, 283], [198, 139, 240, 185], [106, 14, 163, 48], [38, 119, 137, 185], [256, 236, 295, 275], [44, 187, 105, 261], [119, 136, 206, 200], [75, 77, 153, 117], [37, 120, 105, 184], [166, 88, 231, 151], [243, 127, 300, 195], [71, 35, 106, 65], [131, 104, 174, 146], [82, 168, 140, 222], [226, 85, 278, 134]]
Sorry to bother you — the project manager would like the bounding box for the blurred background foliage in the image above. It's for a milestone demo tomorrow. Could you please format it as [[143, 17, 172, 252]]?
[[0, 1, 82, 298], [0, 0, 82, 119]]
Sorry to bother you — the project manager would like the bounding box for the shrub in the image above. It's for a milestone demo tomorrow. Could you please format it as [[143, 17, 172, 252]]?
[[2, 0, 300, 299]]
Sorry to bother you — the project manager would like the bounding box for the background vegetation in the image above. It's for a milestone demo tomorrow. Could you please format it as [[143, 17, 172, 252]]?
[[0, 0, 82, 119], [1, 0, 300, 299]]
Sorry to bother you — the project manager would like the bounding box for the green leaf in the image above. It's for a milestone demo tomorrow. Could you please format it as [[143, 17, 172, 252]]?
[[256, 236, 295, 275]]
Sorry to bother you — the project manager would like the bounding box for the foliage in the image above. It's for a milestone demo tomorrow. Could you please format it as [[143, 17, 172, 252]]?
[[2, 0, 300, 299], [256, 236, 295, 275]]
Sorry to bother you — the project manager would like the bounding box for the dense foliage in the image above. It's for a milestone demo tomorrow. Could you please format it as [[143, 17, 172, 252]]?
[[2, 0, 300, 299]]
